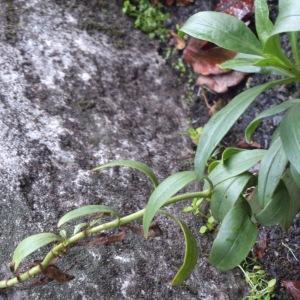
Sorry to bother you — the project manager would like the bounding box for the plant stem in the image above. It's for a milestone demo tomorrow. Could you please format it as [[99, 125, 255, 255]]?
[[0, 190, 211, 289]]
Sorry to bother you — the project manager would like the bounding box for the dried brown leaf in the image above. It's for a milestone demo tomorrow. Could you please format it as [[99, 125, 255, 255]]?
[[170, 31, 186, 50], [42, 265, 74, 284], [196, 71, 245, 93], [253, 233, 267, 259], [236, 139, 262, 149], [282, 281, 300, 300], [183, 38, 236, 76]]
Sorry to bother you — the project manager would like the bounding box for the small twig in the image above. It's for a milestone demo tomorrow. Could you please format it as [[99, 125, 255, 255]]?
[[0, 189, 212, 289]]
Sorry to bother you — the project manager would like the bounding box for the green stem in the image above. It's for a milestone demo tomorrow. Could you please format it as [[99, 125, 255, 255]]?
[[0, 190, 211, 289]]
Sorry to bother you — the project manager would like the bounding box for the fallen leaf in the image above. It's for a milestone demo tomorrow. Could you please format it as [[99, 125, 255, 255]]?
[[282, 281, 300, 300], [253, 233, 267, 259], [236, 139, 262, 149], [183, 39, 236, 76], [196, 71, 245, 93], [42, 264, 74, 284], [125, 224, 163, 238], [215, 0, 254, 21], [82, 230, 126, 247], [170, 31, 186, 50]]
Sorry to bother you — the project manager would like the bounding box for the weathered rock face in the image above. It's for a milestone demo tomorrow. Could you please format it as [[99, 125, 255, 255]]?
[[0, 0, 246, 299]]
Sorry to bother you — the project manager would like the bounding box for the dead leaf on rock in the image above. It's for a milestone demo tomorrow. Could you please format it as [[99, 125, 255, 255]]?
[[196, 71, 245, 93], [82, 230, 126, 247], [183, 39, 236, 76], [215, 0, 254, 20], [42, 264, 75, 284], [282, 280, 300, 300]]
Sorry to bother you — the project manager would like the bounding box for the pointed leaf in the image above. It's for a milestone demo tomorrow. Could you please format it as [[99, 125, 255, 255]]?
[[221, 147, 243, 164], [12, 233, 61, 271], [245, 99, 300, 142], [211, 173, 253, 221], [209, 199, 258, 271], [181, 11, 262, 55], [162, 213, 198, 286], [58, 205, 119, 227], [280, 170, 300, 229], [255, 0, 274, 44], [221, 53, 263, 73], [255, 181, 288, 226], [93, 160, 159, 187], [209, 150, 265, 185], [257, 138, 288, 207], [271, 0, 300, 35], [143, 171, 197, 236], [291, 165, 300, 188], [280, 104, 300, 174], [194, 79, 288, 178]]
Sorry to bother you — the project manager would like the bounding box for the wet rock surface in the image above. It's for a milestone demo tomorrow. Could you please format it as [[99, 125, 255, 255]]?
[[0, 0, 248, 299]]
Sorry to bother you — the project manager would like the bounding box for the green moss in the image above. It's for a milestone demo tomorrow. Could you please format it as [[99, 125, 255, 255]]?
[[122, 0, 169, 41]]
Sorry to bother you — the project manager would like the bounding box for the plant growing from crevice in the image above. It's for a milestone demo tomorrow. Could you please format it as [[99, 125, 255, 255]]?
[[0, 0, 300, 292], [122, 0, 169, 41]]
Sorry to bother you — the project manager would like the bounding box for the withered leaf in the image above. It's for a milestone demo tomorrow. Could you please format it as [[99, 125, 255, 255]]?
[[85, 230, 126, 247], [42, 265, 74, 284], [282, 281, 300, 300], [237, 139, 262, 150], [170, 31, 186, 50], [196, 71, 245, 93], [253, 233, 267, 259], [183, 39, 236, 76]]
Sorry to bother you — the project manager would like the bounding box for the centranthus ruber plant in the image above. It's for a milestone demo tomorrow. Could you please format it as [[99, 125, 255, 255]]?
[[0, 0, 300, 290]]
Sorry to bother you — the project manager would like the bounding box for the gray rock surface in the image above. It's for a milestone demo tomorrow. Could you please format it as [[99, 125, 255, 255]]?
[[0, 0, 247, 299]]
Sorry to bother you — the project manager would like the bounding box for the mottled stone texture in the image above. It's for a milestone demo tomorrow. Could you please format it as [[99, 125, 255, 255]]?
[[0, 0, 246, 299]]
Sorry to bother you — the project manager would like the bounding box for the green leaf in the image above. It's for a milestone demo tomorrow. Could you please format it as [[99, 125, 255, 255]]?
[[280, 170, 300, 229], [221, 148, 243, 164], [220, 54, 263, 73], [255, 0, 274, 44], [211, 173, 253, 221], [208, 150, 265, 185], [181, 11, 262, 55], [280, 104, 300, 174], [272, 0, 300, 35], [257, 138, 288, 207], [58, 205, 119, 227], [245, 99, 300, 142], [290, 165, 300, 188], [143, 171, 197, 237], [12, 233, 61, 271], [194, 79, 288, 179], [92, 160, 159, 187], [255, 181, 288, 226], [209, 199, 258, 271], [162, 214, 198, 286]]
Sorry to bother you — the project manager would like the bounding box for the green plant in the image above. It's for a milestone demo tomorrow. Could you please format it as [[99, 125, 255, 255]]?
[[239, 259, 276, 299], [122, 0, 169, 41], [1, 0, 300, 291]]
